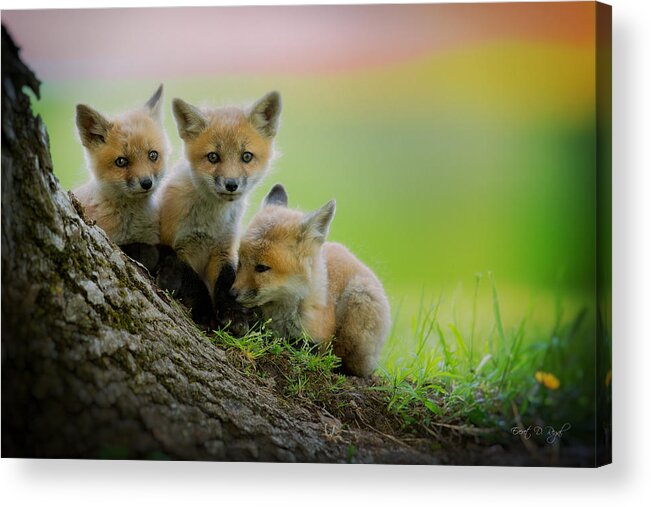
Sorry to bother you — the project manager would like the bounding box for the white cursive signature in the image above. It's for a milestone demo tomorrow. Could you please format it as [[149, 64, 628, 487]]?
[[511, 423, 571, 444]]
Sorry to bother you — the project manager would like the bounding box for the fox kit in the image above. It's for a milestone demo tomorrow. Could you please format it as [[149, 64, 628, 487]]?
[[73, 85, 168, 270], [157, 91, 281, 328], [232, 185, 391, 377]]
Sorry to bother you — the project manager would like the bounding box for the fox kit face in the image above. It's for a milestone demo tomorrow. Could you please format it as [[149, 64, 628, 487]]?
[[172, 92, 281, 202], [76, 85, 167, 197], [233, 184, 336, 307]]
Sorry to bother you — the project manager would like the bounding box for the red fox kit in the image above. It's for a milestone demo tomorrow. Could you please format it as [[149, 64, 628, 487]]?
[[157, 92, 281, 328], [73, 85, 167, 270], [232, 185, 391, 377]]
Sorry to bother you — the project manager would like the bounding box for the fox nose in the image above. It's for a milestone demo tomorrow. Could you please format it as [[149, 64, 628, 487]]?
[[229, 287, 239, 299], [140, 177, 153, 190], [224, 178, 239, 192]]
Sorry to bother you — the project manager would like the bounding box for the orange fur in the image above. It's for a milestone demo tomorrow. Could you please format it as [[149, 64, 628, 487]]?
[[184, 109, 273, 182], [158, 92, 281, 291], [233, 185, 391, 376], [72, 86, 168, 246], [85, 111, 166, 187]]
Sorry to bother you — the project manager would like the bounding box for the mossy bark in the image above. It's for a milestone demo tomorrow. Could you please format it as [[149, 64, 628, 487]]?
[[0, 26, 433, 463]]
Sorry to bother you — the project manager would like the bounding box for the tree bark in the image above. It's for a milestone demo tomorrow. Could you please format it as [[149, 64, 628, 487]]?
[[0, 26, 432, 463]]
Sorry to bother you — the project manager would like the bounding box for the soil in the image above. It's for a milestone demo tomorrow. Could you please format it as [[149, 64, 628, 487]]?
[[220, 345, 594, 466]]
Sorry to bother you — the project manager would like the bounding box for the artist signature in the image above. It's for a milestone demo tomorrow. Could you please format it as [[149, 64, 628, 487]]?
[[511, 423, 571, 444]]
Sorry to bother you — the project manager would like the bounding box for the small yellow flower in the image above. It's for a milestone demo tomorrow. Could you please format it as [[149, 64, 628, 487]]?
[[605, 370, 612, 387], [535, 370, 560, 390]]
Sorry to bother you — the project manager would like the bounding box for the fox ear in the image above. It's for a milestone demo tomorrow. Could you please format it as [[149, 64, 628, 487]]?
[[76, 104, 112, 147], [172, 98, 207, 140], [300, 200, 336, 243], [249, 91, 281, 138], [263, 184, 288, 208], [145, 84, 163, 123]]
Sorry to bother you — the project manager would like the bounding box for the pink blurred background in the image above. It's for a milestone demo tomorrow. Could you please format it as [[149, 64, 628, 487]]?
[[3, 4, 593, 80]]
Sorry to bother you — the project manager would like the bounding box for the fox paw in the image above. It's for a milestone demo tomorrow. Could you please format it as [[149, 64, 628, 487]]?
[[215, 303, 250, 337], [155, 246, 216, 331], [120, 243, 160, 273]]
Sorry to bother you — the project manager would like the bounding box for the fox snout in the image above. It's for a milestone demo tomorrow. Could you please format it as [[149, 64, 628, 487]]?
[[224, 178, 238, 192], [214, 175, 246, 197], [127, 174, 157, 194], [230, 286, 258, 306], [139, 177, 153, 190]]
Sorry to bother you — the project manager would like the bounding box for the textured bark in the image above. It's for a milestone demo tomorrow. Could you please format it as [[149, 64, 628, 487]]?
[[0, 27, 432, 463]]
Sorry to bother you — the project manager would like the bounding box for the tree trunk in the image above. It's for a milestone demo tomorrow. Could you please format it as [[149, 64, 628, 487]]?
[[0, 26, 432, 463]]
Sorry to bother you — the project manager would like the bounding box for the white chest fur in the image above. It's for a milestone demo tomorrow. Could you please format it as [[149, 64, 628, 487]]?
[[79, 181, 160, 245], [171, 177, 245, 276], [110, 198, 159, 245]]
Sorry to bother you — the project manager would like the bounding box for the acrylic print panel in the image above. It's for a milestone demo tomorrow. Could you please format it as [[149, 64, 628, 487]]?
[[0, 1, 611, 466]]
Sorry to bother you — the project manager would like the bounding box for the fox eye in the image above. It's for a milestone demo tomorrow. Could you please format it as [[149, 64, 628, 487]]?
[[115, 157, 128, 168], [241, 151, 253, 163], [255, 264, 270, 273], [148, 150, 159, 162], [207, 152, 220, 164]]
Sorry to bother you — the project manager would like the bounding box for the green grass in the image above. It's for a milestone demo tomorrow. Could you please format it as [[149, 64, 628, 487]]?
[[209, 273, 599, 447], [378, 273, 597, 440], [211, 321, 346, 401]]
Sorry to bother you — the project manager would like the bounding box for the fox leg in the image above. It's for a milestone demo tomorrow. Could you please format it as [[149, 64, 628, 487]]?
[[119, 243, 160, 273], [155, 245, 215, 331], [333, 278, 391, 377], [206, 248, 250, 336]]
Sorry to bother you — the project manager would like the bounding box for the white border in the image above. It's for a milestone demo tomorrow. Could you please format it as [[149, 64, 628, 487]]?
[[1, 0, 650, 505]]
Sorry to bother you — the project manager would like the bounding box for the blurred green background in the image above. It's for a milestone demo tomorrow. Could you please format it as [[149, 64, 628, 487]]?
[[31, 42, 597, 344]]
